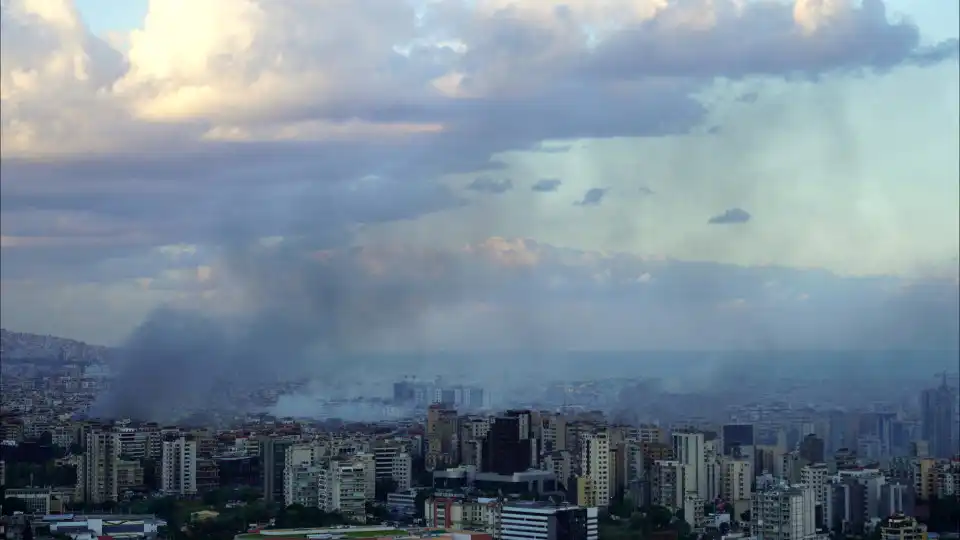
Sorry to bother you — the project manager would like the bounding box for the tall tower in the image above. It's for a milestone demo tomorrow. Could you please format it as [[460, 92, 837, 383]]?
[[921, 374, 957, 459], [672, 431, 707, 499]]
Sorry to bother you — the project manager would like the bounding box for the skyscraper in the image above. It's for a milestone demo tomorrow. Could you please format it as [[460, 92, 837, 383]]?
[[921, 375, 957, 459], [672, 431, 707, 499]]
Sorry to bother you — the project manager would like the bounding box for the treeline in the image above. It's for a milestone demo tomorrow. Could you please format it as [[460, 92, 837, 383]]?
[[147, 495, 364, 540]]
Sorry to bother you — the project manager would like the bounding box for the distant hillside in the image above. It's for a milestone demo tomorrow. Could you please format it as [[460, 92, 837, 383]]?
[[0, 329, 113, 363]]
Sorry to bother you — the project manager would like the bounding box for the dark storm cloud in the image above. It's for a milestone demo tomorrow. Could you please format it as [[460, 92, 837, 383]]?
[[576, 188, 607, 206], [708, 208, 752, 225], [467, 176, 514, 194], [532, 178, 562, 192]]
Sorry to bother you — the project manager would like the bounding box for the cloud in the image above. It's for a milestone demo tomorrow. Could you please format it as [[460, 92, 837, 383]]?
[[467, 176, 514, 194], [708, 207, 752, 224], [0, 0, 957, 388], [5, 238, 956, 353], [576, 188, 608, 206], [532, 178, 563, 192]]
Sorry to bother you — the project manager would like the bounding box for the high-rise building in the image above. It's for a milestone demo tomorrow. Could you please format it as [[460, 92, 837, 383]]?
[[799, 463, 830, 526], [579, 431, 611, 507], [500, 501, 598, 540], [799, 434, 826, 464], [722, 424, 756, 457], [317, 454, 375, 520], [161, 435, 197, 496], [672, 431, 707, 499], [484, 417, 535, 475], [751, 484, 817, 540], [651, 459, 696, 510], [920, 376, 957, 459], [260, 436, 297, 503], [426, 404, 459, 471], [76, 428, 121, 504], [374, 442, 413, 491], [720, 456, 752, 504]]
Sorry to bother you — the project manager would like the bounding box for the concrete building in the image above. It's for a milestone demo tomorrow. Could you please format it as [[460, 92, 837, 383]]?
[[317, 453, 376, 520], [672, 431, 707, 499], [652, 460, 695, 511], [161, 436, 197, 496], [3, 487, 52, 514], [76, 428, 121, 504], [426, 405, 459, 471], [751, 484, 817, 540], [500, 501, 598, 540], [579, 431, 611, 507], [879, 513, 927, 540], [720, 456, 753, 504]]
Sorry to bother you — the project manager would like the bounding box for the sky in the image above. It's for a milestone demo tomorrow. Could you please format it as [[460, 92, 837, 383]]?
[[1, 0, 958, 351]]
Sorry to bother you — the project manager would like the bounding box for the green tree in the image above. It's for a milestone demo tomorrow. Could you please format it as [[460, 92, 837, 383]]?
[[375, 478, 398, 501], [646, 505, 673, 530], [202, 488, 228, 507], [413, 489, 433, 520]]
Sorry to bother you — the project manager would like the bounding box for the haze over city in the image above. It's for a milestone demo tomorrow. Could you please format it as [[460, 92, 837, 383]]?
[[1, 2, 959, 540]]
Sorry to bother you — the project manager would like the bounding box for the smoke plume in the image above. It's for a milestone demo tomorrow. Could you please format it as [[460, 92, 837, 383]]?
[[89, 242, 476, 421]]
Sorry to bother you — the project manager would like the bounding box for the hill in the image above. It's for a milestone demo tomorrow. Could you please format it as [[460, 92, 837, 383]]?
[[0, 328, 113, 363]]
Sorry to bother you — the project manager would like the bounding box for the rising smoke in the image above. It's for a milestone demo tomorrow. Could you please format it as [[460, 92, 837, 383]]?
[[89, 242, 480, 422]]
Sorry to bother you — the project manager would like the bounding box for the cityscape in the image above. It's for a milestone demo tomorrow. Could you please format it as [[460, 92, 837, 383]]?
[[2, 1, 959, 540], [1, 329, 958, 540]]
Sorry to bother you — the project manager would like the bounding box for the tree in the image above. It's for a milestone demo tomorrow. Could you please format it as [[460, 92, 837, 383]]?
[[609, 497, 636, 519], [202, 488, 228, 507], [413, 489, 433, 520], [375, 478, 398, 501], [2, 497, 28, 515], [740, 510, 751, 523], [366, 501, 389, 521], [646, 505, 673, 530]]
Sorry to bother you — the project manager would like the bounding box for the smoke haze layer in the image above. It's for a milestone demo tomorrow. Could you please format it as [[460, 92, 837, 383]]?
[[1, 0, 957, 424], [89, 244, 475, 421]]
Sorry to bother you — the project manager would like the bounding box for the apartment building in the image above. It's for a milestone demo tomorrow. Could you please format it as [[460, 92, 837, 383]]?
[[161, 436, 197, 496]]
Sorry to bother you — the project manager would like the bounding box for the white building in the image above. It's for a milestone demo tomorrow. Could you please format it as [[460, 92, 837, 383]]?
[[373, 443, 413, 491], [317, 454, 376, 520], [800, 463, 831, 525], [720, 456, 753, 503], [500, 502, 598, 540], [160, 436, 197, 496], [673, 431, 708, 499], [751, 484, 817, 540], [652, 460, 697, 510], [76, 429, 121, 504]]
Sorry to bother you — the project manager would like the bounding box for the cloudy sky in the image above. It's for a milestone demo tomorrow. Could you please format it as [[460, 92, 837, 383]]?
[[1, 0, 958, 350]]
